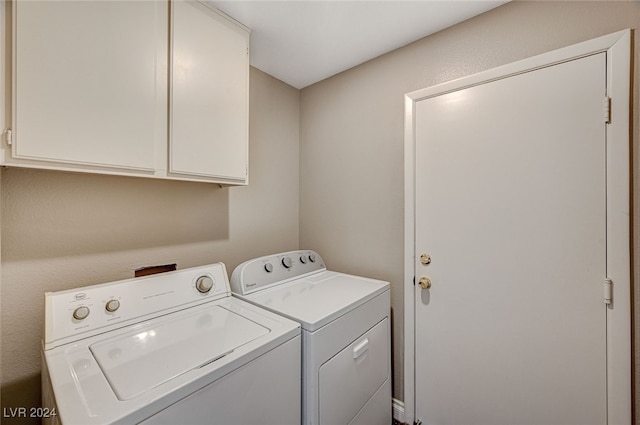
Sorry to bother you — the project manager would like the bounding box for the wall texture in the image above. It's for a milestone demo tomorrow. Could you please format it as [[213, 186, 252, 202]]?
[[0, 67, 300, 423], [299, 0, 640, 417]]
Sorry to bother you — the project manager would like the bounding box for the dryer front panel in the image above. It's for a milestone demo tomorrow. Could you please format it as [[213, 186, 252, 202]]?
[[318, 317, 389, 425]]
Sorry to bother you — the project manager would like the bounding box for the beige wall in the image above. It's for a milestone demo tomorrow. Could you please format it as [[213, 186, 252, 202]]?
[[299, 0, 640, 414], [0, 67, 300, 423]]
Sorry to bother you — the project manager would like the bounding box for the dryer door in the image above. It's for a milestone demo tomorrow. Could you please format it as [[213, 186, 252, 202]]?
[[90, 305, 268, 400], [318, 317, 389, 425]]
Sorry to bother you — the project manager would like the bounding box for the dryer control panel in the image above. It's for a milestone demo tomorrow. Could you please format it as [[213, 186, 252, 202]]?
[[230, 250, 326, 295], [44, 263, 231, 349]]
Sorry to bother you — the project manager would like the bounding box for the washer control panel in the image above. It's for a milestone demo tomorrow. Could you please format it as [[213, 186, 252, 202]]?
[[44, 263, 229, 349], [230, 250, 325, 295]]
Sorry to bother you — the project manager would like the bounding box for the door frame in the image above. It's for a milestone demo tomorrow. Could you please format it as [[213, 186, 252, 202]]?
[[403, 30, 631, 425]]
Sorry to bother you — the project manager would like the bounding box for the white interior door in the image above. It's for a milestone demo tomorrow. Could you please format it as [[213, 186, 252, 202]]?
[[413, 53, 608, 425]]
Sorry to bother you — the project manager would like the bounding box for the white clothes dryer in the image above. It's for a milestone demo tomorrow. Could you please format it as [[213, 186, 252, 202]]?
[[230, 250, 391, 425], [42, 263, 301, 425]]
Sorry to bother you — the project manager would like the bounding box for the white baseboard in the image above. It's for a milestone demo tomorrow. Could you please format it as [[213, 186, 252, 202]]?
[[393, 398, 407, 424]]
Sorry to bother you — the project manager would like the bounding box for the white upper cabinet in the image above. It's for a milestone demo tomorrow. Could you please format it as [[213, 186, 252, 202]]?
[[2, 0, 249, 185], [10, 0, 166, 172], [170, 1, 249, 182]]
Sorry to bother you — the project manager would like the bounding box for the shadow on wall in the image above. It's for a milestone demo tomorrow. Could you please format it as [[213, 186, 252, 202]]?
[[1, 167, 230, 261], [0, 374, 41, 425]]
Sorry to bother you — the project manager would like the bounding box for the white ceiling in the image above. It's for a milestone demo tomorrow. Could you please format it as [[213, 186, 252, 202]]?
[[207, 1, 509, 89]]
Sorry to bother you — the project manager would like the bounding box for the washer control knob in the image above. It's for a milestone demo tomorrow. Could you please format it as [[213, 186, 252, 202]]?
[[299, 255, 307, 264], [308, 254, 316, 263], [105, 299, 120, 313], [73, 306, 90, 321], [196, 276, 214, 293], [264, 263, 274, 273], [281, 257, 292, 269]]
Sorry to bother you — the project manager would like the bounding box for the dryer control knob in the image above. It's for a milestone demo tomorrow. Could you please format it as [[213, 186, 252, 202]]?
[[105, 299, 120, 313], [308, 254, 316, 263], [196, 276, 214, 293], [264, 263, 274, 273], [281, 257, 292, 269], [73, 306, 90, 321], [299, 255, 307, 264]]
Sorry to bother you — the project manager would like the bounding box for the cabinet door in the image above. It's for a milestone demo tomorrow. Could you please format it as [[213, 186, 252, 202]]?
[[12, 1, 167, 171], [170, 1, 249, 183]]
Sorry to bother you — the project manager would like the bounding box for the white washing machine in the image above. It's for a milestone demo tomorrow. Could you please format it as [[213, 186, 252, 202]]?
[[42, 263, 301, 425], [230, 250, 391, 425]]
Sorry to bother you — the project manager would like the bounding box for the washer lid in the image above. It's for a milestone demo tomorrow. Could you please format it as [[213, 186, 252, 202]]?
[[90, 305, 269, 400], [246, 271, 389, 331]]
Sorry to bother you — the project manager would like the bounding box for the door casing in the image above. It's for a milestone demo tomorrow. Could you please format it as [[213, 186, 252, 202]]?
[[403, 29, 631, 425]]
